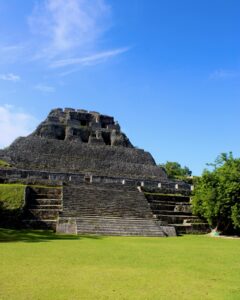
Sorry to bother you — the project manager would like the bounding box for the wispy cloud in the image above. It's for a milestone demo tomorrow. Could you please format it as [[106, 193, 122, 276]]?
[[50, 47, 130, 68], [209, 69, 239, 80], [1, 1, 129, 77], [0, 44, 24, 52], [0, 73, 21, 82], [29, 0, 111, 57], [34, 84, 55, 93], [0, 105, 38, 149], [0, 44, 26, 64]]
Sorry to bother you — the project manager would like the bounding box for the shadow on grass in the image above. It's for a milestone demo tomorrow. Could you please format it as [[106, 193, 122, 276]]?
[[0, 228, 103, 243]]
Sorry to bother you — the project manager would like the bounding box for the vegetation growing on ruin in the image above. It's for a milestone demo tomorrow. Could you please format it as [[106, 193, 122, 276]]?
[[0, 159, 12, 168], [0, 184, 26, 211], [0, 229, 240, 300]]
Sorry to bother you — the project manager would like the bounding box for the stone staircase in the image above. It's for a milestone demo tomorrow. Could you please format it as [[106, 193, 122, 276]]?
[[58, 183, 167, 237], [21, 184, 208, 235], [23, 186, 62, 229], [144, 192, 209, 234], [75, 216, 165, 236]]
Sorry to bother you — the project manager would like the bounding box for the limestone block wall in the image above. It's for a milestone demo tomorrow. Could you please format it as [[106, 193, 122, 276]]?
[[0, 137, 167, 179], [0, 168, 191, 195]]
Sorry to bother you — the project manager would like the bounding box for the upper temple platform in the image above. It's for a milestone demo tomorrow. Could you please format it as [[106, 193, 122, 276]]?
[[33, 108, 133, 147]]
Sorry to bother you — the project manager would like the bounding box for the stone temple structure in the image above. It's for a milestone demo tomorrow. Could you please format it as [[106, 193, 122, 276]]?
[[0, 108, 208, 236]]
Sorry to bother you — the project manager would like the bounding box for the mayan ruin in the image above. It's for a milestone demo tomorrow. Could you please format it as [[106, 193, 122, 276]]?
[[0, 108, 208, 236], [2, 1, 240, 298]]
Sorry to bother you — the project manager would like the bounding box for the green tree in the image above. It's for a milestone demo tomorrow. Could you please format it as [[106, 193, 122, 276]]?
[[160, 161, 192, 180], [192, 152, 240, 233]]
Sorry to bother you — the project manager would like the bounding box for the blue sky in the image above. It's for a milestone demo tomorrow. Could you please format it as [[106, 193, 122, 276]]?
[[0, 0, 239, 175]]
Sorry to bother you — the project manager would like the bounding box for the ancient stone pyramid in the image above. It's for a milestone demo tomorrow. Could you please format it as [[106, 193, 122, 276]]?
[[0, 108, 167, 180], [0, 108, 205, 236]]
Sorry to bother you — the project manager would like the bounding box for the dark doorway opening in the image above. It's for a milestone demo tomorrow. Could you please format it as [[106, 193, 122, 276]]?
[[84, 175, 92, 183], [102, 132, 111, 145]]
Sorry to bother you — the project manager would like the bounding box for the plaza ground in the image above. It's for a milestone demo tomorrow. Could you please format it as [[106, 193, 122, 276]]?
[[0, 229, 240, 300]]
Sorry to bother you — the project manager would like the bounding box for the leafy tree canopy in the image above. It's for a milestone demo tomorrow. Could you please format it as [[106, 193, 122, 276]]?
[[160, 161, 192, 180], [192, 152, 240, 233]]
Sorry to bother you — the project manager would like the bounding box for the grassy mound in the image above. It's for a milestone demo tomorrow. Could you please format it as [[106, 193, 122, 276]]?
[[0, 184, 26, 227], [0, 184, 26, 210], [0, 159, 12, 168], [0, 230, 240, 299]]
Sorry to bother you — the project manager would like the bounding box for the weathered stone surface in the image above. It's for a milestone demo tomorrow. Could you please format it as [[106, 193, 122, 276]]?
[[59, 183, 167, 236], [144, 190, 209, 235], [56, 218, 77, 235], [0, 108, 167, 180], [31, 108, 132, 147]]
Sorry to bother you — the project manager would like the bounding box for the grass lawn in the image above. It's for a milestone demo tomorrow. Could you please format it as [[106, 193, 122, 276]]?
[[0, 229, 240, 300]]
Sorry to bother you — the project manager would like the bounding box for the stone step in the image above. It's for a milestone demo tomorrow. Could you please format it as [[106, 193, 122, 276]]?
[[63, 208, 151, 212], [63, 209, 151, 212], [76, 219, 159, 224], [77, 225, 163, 231], [62, 204, 152, 209], [76, 215, 155, 221], [29, 205, 63, 209], [150, 202, 190, 208], [66, 186, 139, 193], [147, 199, 190, 205], [76, 228, 164, 236], [172, 223, 210, 235], [62, 213, 152, 218], [28, 208, 61, 212], [76, 230, 164, 237], [29, 187, 62, 194], [150, 210, 192, 216], [64, 190, 142, 195], [63, 199, 147, 205], [28, 200, 62, 206], [76, 228, 163, 234], [25, 209, 60, 219], [74, 215, 165, 237], [31, 194, 62, 200], [156, 214, 198, 224], [62, 199, 149, 204], [145, 194, 190, 202]]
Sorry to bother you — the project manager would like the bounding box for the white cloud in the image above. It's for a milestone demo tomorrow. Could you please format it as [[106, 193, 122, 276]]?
[[0, 105, 38, 149], [34, 84, 55, 93], [209, 69, 239, 80], [0, 44, 26, 64], [0, 73, 21, 82], [29, 0, 111, 57], [50, 47, 130, 68]]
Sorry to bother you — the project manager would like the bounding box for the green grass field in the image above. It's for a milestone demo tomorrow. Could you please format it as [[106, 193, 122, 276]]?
[[0, 229, 240, 300]]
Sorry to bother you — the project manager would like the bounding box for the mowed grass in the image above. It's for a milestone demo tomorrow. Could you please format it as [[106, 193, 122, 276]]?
[[0, 229, 240, 300]]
